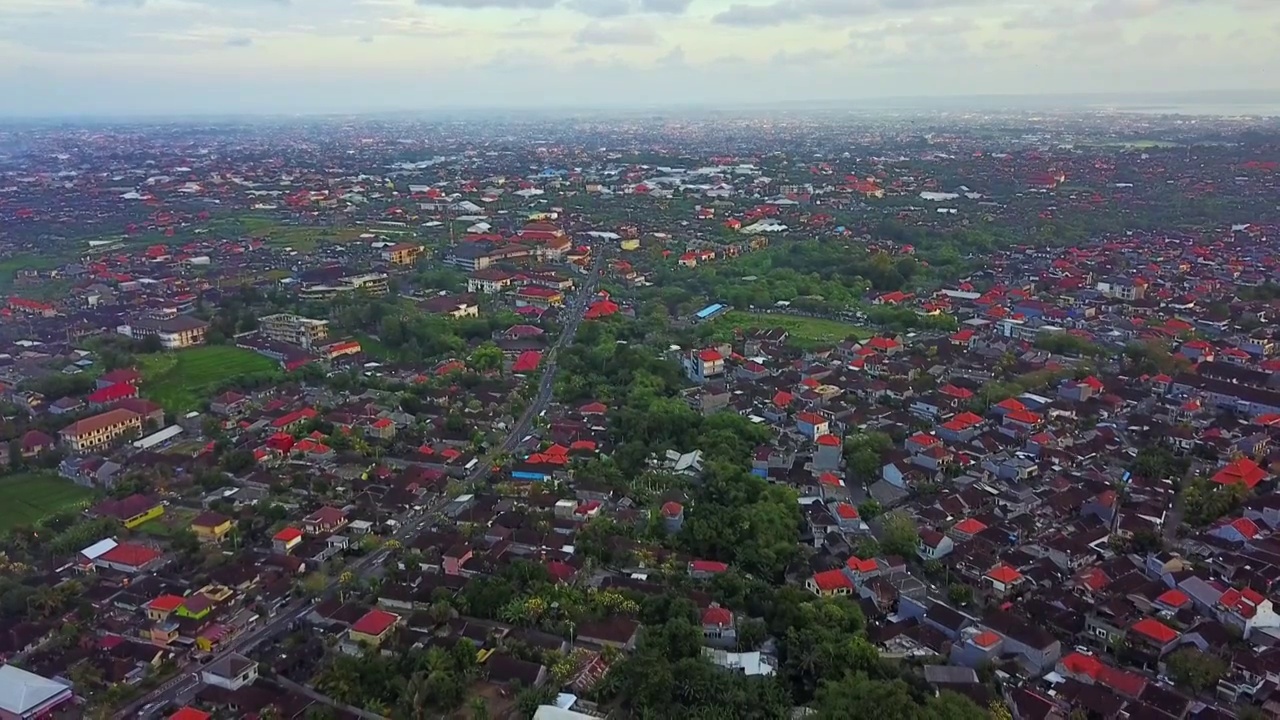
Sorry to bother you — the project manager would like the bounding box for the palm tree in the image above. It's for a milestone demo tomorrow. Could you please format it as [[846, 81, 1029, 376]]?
[[469, 697, 490, 720]]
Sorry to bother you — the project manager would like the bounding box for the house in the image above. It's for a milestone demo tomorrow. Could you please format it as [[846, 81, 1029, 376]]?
[[795, 412, 829, 440], [119, 315, 209, 349], [348, 608, 399, 648], [807, 569, 854, 597], [91, 493, 164, 529], [1212, 458, 1268, 490], [0, 664, 74, 720], [381, 242, 424, 266], [258, 313, 330, 349], [86, 382, 138, 407], [59, 408, 143, 453], [660, 501, 684, 534], [467, 268, 519, 294], [1216, 587, 1280, 638], [682, 348, 725, 384], [420, 293, 481, 318], [200, 653, 258, 691], [515, 285, 564, 308], [94, 542, 165, 573], [190, 511, 233, 544], [18, 430, 54, 458], [917, 529, 955, 560], [367, 417, 396, 440], [273, 527, 303, 554], [985, 565, 1026, 596], [575, 617, 640, 650], [701, 604, 737, 649], [303, 506, 348, 535]]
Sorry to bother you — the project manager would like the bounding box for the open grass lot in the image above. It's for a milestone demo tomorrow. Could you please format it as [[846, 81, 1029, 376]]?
[[0, 473, 95, 532], [712, 311, 871, 349], [222, 214, 370, 252], [134, 507, 195, 538], [140, 346, 278, 412]]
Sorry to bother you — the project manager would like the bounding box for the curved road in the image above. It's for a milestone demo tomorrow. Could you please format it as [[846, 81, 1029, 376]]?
[[122, 251, 604, 718]]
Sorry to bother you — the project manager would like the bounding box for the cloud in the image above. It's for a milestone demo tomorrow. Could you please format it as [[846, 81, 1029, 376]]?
[[712, 0, 1001, 27], [414, 0, 558, 8], [225, 35, 254, 46], [565, 0, 632, 17], [639, 0, 693, 13], [572, 21, 658, 45], [417, 0, 691, 14]]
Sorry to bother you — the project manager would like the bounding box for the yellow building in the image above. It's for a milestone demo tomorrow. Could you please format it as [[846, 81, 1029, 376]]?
[[620, 238, 640, 251], [91, 492, 163, 529], [191, 511, 234, 543], [349, 609, 399, 647], [60, 408, 143, 453], [381, 243, 424, 266]]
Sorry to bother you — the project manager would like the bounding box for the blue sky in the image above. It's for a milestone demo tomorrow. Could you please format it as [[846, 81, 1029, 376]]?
[[1, 0, 1277, 116]]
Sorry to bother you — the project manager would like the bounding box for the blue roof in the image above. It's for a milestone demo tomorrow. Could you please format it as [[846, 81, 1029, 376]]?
[[695, 303, 725, 319]]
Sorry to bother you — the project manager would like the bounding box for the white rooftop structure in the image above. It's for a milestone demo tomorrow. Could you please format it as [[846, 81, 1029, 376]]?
[[0, 664, 73, 718], [79, 538, 118, 560]]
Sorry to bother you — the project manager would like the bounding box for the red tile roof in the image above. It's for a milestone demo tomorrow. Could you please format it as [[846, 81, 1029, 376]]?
[[1130, 617, 1179, 644], [985, 565, 1023, 584], [1212, 458, 1267, 489], [99, 542, 163, 568], [811, 569, 854, 592], [273, 527, 303, 543], [972, 631, 1002, 648], [351, 608, 398, 637], [148, 594, 186, 613]]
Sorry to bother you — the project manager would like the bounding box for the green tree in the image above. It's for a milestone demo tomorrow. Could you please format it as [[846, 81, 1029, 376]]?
[[879, 513, 919, 558], [1165, 647, 1227, 694]]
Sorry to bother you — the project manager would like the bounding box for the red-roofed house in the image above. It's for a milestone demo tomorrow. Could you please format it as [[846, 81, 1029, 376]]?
[[272, 527, 303, 554], [794, 412, 828, 440], [1210, 516, 1262, 543], [349, 609, 399, 647], [512, 350, 542, 374], [660, 501, 684, 533], [701, 605, 735, 648], [949, 517, 987, 542], [1154, 589, 1192, 612], [96, 542, 165, 573], [985, 565, 1025, 595], [87, 382, 139, 407], [1212, 458, 1268, 489], [303, 506, 348, 535], [806, 569, 854, 597], [1129, 617, 1179, 649], [689, 560, 728, 579], [1217, 587, 1279, 637], [683, 348, 725, 384], [170, 708, 211, 720]]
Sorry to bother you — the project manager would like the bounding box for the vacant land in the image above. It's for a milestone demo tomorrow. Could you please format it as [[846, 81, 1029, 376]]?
[[140, 346, 278, 412], [712, 311, 870, 349], [220, 214, 369, 252], [0, 473, 95, 532]]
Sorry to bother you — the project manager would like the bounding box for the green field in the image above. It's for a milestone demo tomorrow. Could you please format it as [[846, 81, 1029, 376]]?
[[140, 346, 278, 412], [218, 215, 370, 252], [712, 311, 870, 349], [0, 473, 95, 532]]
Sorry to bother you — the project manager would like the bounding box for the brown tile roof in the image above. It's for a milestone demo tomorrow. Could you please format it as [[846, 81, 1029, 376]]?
[[60, 408, 140, 438]]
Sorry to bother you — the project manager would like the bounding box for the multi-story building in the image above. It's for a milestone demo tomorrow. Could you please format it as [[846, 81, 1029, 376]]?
[[118, 315, 208, 349], [60, 408, 143, 453], [381, 242, 424, 266], [445, 242, 534, 272], [259, 313, 330, 349], [298, 272, 389, 301]]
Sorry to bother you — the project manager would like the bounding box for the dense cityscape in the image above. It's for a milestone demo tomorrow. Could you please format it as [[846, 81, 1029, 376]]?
[[0, 108, 1278, 719]]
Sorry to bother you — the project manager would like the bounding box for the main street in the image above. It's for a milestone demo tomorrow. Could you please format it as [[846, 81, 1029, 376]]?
[[122, 250, 605, 718]]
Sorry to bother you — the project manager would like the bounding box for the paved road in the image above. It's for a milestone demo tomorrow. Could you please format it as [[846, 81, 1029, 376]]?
[[122, 251, 605, 718]]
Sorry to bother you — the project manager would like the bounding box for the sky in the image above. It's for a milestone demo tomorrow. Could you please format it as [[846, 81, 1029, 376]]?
[[1, 0, 1279, 116]]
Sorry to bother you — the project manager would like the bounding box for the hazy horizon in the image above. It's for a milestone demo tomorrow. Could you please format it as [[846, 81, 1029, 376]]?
[[4, 0, 1280, 117]]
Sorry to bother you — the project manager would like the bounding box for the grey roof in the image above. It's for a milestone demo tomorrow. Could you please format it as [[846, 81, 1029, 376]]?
[[0, 664, 72, 714], [923, 664, 979, 685]]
